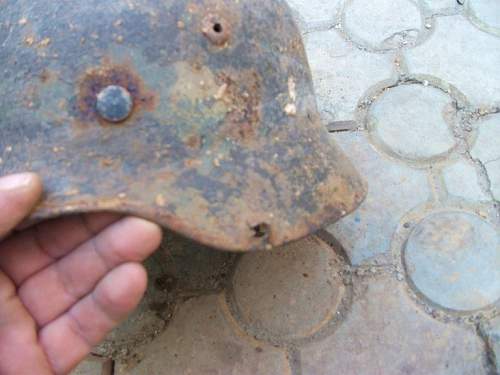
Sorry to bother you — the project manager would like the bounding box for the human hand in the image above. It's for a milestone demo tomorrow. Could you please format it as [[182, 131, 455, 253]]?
[[0, 173, 162, 374]]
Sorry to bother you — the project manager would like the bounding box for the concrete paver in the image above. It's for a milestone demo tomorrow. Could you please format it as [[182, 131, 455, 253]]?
[[123, 295, 291, 375], [422, 0, 460, 13], [466, 0, 500, 35], [405, 15, 500, 105], [404, 211, 500, 312], [304, 29, 393, 122], [370, 83, 457, 161], [300, 276, 490, 375], [72, 355, 112, 375], [287, 0, 341, 29], [443, 159, 490, 201], [228, 236, 346, 342], [343, 0, 423, 51], [327, 131, 430, 265], [471, 113, 500, 200]]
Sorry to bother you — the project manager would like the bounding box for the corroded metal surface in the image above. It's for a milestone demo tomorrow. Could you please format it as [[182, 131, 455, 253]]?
[[0, 0, 366, 251]]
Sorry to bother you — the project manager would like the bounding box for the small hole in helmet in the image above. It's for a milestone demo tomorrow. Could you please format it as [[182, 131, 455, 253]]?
[[213, 23, 223, 33], [202, 15, 230, 45], [252, 223, 270, 238]]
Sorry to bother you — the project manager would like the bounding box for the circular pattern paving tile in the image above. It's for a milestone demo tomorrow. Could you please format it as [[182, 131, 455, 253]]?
[[363, 78, 472, 167], [227, 236, 348, 343], [466, 0, 500, 37], [342, 0, 429, 51], [404, 211, 500, 312]]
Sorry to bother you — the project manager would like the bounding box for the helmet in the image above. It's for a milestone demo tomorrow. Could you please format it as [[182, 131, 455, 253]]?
[[0, 0, 366, 251]]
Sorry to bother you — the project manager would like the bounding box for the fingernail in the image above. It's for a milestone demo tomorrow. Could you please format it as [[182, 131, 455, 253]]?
[[0, 173, 37, 191]]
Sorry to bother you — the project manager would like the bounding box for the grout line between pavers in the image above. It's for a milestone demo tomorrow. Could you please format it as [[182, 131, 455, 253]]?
[[456, 106, 500, 212], [426, 167, 449, 203], [286, 347, 303, 375], [477, 322, 500, 375]]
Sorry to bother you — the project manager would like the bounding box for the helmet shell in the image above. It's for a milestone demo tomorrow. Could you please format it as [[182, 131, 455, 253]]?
[[0, 0, 366, 251]]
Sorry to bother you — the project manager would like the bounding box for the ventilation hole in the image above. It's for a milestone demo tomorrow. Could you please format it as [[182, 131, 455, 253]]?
[[252, 223, 270, 238], [213, 23, 223, 33]]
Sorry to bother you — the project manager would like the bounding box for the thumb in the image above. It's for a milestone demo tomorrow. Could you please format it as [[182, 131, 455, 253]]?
[[0, 173, 43, 239]]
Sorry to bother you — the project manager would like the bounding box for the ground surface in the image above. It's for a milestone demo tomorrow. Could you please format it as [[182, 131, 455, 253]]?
[[73, 0, 500, 374]]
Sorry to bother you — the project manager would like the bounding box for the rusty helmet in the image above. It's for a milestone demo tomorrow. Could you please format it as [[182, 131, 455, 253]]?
[[0, 0, 366, 251]]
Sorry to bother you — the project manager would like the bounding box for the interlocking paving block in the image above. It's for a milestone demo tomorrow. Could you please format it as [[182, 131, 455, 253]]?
[[471, 114, 500, 200], [343, 0, 423, 50], [229, 236, 345, 341], [482, 315, 500, 372], [466, 0, 500, 35], [328, 131, 430, 265], [286, 0, 341, 27], [472, 115, 500, 163], [300, 276, 490, 375], [370, 84, 456, 161], [405, 15, 500, 105], [71, 355, 112, 375], [123, 295, 291, 375], [404, 211, 500, 312], [422, 0, 460, 13], [304, 29, 393, 121], [443, 159, 490, 202]]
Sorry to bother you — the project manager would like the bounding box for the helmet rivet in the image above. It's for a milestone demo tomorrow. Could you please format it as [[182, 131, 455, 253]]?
[[96, 85, 133, 123]]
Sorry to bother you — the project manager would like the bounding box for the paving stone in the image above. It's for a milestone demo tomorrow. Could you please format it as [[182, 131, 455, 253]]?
[[422, 0, 460, 13], [443, 159, 490, 201], [482, 315, 500, 371], [304, 29, 393, 121], [343, 0, 423, 50], [466, 0, 500, 34], [405, 15, 500, 105], [301, 276, 490, 375], [404, 211, 500, 311], [123, 295, 291, 375], [71, 355, 112, 375], [230, 236, 345, 341], [286, 0, 341, 28], [471, 114, 500, 200], [471, 114, 500, 163], [327, 131, 430, 265], [370, 84, 457, 161]]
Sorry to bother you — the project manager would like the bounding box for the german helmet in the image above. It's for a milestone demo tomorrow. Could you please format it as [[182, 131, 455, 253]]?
[[0, 0, 366, 251]]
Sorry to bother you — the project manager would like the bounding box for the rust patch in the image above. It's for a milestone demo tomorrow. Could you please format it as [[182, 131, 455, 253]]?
[[76, 61, 157, 125], [185, 134, 203, 149], [216, 70, 262, 143], [39, 69, 55, 84]]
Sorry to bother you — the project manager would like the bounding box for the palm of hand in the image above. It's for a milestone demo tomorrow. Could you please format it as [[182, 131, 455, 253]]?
[[0, 174, 162, 375]]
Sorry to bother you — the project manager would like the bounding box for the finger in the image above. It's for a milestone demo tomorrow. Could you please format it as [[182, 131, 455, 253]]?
[[0, 212, 120, 285], [19, 217, 161, 326], [0, 271, 52, 375], [0, 173, 42, 239], [39, 263, 147, 375]]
